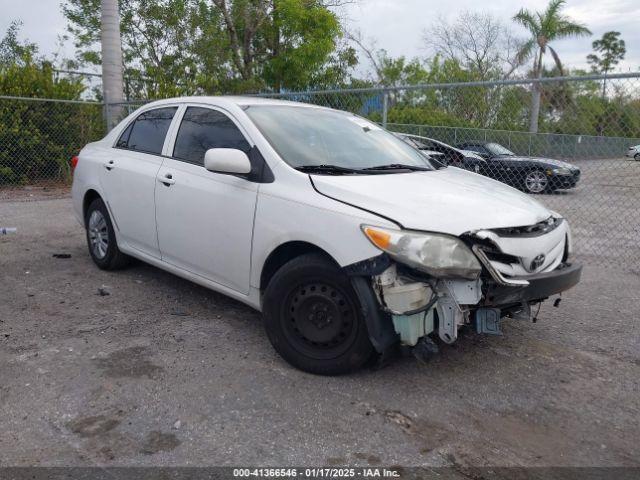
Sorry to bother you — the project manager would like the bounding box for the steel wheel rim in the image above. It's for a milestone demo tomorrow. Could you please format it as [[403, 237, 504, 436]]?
[[88, 210, 109, 259], [281, 282, 358, 360], [525, 171, 548, 193]]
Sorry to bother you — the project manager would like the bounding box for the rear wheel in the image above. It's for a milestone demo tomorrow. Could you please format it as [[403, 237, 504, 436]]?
[[262, 254, 375, 375], [85, 197, 130, 270], [524, 169, 549, 194], [634, 153, 640, 161]]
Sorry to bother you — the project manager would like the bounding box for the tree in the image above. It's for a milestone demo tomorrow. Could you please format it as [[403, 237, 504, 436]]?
[[0, 20, 38, 67], [0, 23, 103, 184], [424, 12, 525, 81], [62, 0, 354, 95], [513, 0, 591, 133], [101, 0, 124, 128], [346, 31, 429, 87], [64, 0, 214, 97], [587, 31, 626, 98], [211, 0, 346, 92]]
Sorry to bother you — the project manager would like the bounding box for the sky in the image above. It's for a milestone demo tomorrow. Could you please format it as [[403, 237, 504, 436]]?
[[1, 0, 638, 77]]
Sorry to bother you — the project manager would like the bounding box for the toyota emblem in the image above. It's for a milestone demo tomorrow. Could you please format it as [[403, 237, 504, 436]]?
[[530, 254, 546, 271]]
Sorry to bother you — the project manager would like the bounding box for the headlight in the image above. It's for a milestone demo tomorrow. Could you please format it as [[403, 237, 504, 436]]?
[[361, 225, 482, 279], [549, 167, 571, 175]]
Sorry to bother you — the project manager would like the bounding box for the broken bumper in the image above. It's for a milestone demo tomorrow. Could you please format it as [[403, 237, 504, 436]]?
[[484, 262, 583, 307]]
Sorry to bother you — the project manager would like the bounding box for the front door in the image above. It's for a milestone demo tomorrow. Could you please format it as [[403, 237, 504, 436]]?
[[154, 106, 258, 294]]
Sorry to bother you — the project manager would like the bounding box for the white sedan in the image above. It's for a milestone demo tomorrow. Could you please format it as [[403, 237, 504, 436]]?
[[625, 145, 640, 160], [71, 97, 582, 374]]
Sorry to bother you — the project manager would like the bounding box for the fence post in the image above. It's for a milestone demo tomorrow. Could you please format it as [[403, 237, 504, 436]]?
[[382, 90, 388, 129]]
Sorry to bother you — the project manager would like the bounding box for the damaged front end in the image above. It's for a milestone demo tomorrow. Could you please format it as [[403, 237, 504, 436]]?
[[353, 217, 582, 358], [371, 263, 481, 346]]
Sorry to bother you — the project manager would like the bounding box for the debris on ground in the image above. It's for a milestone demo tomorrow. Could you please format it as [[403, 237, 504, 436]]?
[[52, 253, 72, 259], [97, 286, 110, 296]]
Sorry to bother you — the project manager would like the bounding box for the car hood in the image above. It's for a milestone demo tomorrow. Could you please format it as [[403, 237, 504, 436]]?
[[311, 167, 552, 236], [496, 155, 579, 170]]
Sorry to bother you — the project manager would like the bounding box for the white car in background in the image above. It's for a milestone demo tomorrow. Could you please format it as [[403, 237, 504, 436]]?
[[71, 97, 582, 375], [625, 145, 640, 160]]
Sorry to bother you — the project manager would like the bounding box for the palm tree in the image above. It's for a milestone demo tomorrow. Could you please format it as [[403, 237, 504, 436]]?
[[514, 0, 590, 133], [101, 0, 124, 129]]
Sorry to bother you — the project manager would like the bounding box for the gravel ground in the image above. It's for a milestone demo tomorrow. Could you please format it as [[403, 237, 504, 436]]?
[[1, 177, 639, 469]]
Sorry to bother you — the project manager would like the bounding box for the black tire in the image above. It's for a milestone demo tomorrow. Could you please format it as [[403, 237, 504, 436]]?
[[85, 197, 130, 270], [262, 253, 375, 375], [635, 153, 640, 161]]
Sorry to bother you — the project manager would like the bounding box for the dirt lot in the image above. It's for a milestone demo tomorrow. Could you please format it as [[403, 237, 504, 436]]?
[[1, 174, 639, 469]]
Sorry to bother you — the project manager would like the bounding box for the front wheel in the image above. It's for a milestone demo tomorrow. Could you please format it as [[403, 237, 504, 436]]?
[[262, 254, 375, 375], [524, 169, 549, 194], [634, 153, 640, 161]]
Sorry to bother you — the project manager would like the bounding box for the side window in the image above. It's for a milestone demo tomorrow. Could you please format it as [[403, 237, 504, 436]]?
[[477, 146, 491, 157], [173, 107, 251, 165], [122, 107, 178, 155], [116, 122, 134, 148]]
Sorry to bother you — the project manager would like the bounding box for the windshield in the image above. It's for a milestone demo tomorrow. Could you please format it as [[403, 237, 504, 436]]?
[[486, 143, 516, 156], [245, 106, 435, 171]]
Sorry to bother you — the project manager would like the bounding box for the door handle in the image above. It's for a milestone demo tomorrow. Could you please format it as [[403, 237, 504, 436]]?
[[158, 173, 176, 186], [104, 160, 115, 171]]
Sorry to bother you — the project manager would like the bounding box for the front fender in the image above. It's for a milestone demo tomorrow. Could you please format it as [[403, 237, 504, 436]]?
[[250, 189, 395, 290]]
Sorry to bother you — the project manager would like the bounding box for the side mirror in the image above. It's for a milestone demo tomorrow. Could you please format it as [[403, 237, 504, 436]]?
[[204, 148, 251, 175]]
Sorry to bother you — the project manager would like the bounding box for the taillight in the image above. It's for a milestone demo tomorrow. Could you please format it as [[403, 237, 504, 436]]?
[[70, 155, 79, 171]]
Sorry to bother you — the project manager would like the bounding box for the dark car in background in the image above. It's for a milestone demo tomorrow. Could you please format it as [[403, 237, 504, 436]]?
[[456, 141, 581, 194], [397, 134, 487, 173]]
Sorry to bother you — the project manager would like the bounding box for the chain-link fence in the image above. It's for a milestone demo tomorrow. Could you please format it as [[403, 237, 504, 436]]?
[[2, 73, 639, 268], [0, 96, 104, 189]]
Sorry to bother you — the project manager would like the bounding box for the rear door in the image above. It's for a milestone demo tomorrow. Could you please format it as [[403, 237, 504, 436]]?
[[154, 105, 258, 294], [99, 106, 178, 258]]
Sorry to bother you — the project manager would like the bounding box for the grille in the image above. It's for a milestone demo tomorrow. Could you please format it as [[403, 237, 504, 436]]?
[[490, 217, 562, 238], [482, 249, 520, 266]]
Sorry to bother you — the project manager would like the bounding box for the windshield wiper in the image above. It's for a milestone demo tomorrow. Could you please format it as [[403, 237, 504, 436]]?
[[362, 163, 432, 172], [295, 164, 364, 175]]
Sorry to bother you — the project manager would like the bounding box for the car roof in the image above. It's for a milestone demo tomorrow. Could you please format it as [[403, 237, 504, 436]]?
[[141, 95, 326, 110]]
